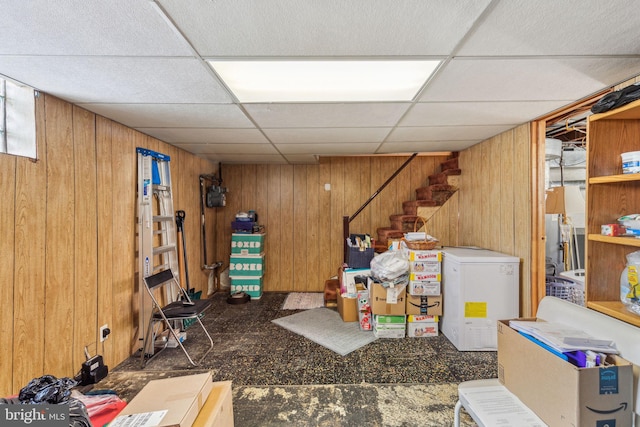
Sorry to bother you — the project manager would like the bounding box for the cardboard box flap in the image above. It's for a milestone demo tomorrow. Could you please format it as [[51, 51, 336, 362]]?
[[113, 372, 213, 427]]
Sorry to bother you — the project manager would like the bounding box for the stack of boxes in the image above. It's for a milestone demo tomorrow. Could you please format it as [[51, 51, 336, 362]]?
[[339, 247, 443, 339], [370, 280, 407, 338], [229, 233, 265, 299], [405, 249, 442, 337]]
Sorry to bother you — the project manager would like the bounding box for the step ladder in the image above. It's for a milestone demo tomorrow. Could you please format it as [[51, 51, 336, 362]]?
[[136, 147, 180, 357]]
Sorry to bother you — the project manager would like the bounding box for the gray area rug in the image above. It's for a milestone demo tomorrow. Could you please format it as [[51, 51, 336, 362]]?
[[281, 292, 325, 310], [272, 307, 377, 356]]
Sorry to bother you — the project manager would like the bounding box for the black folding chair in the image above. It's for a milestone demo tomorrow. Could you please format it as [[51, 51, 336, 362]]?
[[141, 269, 214, 367]]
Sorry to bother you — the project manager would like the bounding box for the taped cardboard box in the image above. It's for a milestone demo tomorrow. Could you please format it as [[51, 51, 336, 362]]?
[[497, 319, 633, 427], [337, 291, 358, 322], [406, 294, 442, 316], [369, 281, 406, 315], [112, 372, 213, 427]]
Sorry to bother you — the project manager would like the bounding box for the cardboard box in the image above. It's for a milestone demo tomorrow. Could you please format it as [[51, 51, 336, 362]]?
[[409, 260, 441, 273], [406, 294, 442, 316], [407, 322, 439, 337], [407, 249, 442, 262], [373, 320, 406, 339], [337, 291, 358, 322], [112, 372, 213, 427], [230, 276, 263, 299], [357, 289, 372, 330], [407, 314, 439, 323], [408, 280, 440, 296], [193, 381, 234, 427], [229, 254, 264, 277], [409, 272, 441, 282], [373, 314, 406, 325], [231, 233, 264, 255], [498, 319, 633, 427], [370, 282, 406, 315]]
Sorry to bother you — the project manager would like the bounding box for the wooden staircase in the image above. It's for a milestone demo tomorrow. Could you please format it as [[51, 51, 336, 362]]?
[[375, 153, 461, 251]]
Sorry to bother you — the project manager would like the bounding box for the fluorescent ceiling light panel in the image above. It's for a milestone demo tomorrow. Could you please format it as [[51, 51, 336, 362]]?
[[208, 60, 439, 102]]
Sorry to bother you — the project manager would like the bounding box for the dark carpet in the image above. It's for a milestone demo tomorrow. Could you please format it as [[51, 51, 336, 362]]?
[[99, 292, 494, 426]]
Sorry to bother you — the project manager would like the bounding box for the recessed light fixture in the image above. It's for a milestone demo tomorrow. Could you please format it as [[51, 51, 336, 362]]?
[[208, 60, 440, 103]]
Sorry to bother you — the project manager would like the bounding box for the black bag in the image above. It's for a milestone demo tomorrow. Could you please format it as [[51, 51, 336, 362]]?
[[591, 83, 640, 114]]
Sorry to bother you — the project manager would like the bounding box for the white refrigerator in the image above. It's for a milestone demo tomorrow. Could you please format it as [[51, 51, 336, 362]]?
[[441, 247, 519, 351]]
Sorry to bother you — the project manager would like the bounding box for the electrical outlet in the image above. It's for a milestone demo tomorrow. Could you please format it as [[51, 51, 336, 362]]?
[[99, 324, 110, 342]]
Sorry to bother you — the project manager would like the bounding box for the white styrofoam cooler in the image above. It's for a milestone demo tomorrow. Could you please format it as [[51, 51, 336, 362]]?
[[441, 247, 519, 351]]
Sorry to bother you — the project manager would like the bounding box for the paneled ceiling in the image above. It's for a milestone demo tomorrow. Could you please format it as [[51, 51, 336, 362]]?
[[2, 0, 640, 164]]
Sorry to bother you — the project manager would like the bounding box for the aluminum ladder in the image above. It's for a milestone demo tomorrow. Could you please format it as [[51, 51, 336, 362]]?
[[136, 147, 180, 358]]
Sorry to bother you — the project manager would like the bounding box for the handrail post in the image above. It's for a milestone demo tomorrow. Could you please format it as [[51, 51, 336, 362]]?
[[343, 216, 350, 264]]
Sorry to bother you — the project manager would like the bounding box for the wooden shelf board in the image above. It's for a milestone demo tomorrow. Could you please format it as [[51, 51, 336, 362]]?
[[589, 174, 640, 184], [586, 300, 640, 327], [587, 234, 640, 247]]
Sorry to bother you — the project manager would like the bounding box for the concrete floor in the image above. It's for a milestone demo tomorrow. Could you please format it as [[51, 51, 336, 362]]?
[[97, 292, 491, 426]]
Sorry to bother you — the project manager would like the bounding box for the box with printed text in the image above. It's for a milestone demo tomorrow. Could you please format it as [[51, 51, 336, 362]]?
[[406, 294, 442, 316], [408, 280, 441, 296], [407, 249, 442, 262], [230, 276, 263, 299], [498, 318, 633, 427], [229, 254, 264, 277], [369, 281, 406, 315], [231, 233, 265, 255]]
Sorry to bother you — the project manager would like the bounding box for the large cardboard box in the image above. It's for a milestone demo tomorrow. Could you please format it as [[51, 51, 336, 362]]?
[[337, 291, 358, 322], [230, 276, 263, 299], [229, 254, 264, 277], [406, 294, 442, 316], [498, 319, 633, 427], [193, 380, 234, 427], [370, 282, 406, 315], [112, 372, 213, 427], [231, 233, 264, 255]]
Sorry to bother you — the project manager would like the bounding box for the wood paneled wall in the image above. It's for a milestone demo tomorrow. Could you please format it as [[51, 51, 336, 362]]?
[[0, 91, 534, 397], [455, 124, 533, 316], [214, 155, 450, 292], [0, 94, 216, 396]]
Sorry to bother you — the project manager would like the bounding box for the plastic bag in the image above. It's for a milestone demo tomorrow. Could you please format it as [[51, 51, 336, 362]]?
[[620, 250, 640, 315], [18, 375, 77, 404], [370, 250, 409, 282], [592, 83, 640, 114]]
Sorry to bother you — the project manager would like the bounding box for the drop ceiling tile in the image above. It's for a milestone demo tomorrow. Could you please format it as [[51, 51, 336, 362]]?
[[79, 104, 252, 128], [401, 101, 570, 127], [275, 142, 380, 155], [0, 0, 191, 56], [378, 140, 481, 153], [159, 0, 492, 56], [458, 0, 640, 56], [283, 154, 320, 164], [171, 143, 278, 155], [263, 127, 391, 144], [388, 125, 514, 142], [244, 103, 411, 128], [135, 128, 268, 144], [0, 57, 230, 104], [421, 58, 640, 102], [203, 154, 287, 164]]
